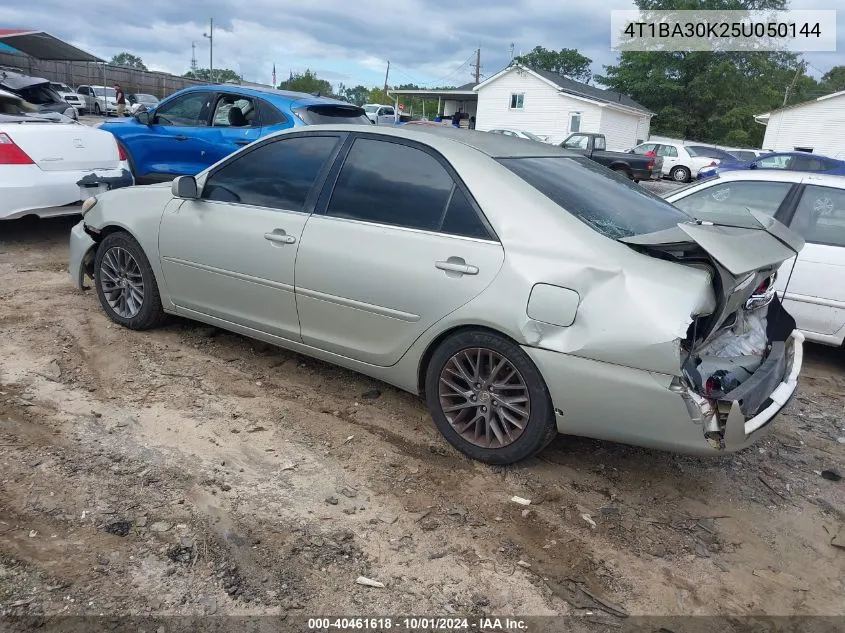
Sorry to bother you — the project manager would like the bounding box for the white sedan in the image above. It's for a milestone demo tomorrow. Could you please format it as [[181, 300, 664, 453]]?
[[631, 142, 738, 182], [1, 89, 133, 221], [487, 128, 550, 143], [665, 169, 845, 347]]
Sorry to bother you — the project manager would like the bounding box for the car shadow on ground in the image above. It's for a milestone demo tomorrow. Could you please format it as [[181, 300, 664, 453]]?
[[0, 215, 80, 244]]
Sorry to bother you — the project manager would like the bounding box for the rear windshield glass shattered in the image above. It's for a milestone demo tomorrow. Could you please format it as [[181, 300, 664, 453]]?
[[498, 156, 692, 239]]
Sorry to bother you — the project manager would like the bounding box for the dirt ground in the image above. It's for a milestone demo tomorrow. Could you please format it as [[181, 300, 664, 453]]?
[[1, 216, 843, 623]]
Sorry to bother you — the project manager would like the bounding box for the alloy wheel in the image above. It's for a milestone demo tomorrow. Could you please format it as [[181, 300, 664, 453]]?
[[99, 246, 144, 319], [438, 347, 531, 449]]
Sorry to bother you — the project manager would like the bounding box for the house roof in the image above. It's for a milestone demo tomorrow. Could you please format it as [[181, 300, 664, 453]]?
[[755, 89, 845, 123], [0, 29, 103, 62], [474, 64, 653, 115]]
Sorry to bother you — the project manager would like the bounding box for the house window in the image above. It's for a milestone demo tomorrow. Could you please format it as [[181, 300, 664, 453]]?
[[794, 146, 813, 153], [569, 112, 581, 133], [509, 93, 524, 109]]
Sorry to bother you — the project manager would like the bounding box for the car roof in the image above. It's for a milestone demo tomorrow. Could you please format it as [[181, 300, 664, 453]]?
[[264, 124, 574, 159], [692, 169, 845, 187], [177, 84, 357, 108]]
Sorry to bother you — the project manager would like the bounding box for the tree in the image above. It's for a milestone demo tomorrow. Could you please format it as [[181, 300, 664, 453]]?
[[339, 84, 371, 106], [278, 70, 332, 95], [513, 46, 593, 83], [183, 68, 242, 83], [596, 0, 819, 146], [822, 66, 845, 92], [110, 52, 147, 70]]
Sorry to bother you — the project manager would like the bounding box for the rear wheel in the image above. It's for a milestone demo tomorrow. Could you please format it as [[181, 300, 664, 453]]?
[[94, 232, 166, 330], [425, 330, 557, 464], [612, 165, 633, 180], [671, 166, 691, 182], [94, 102, 101, 116]]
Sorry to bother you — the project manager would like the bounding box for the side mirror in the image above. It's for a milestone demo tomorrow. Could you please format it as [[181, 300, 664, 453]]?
[[136, 111, 152, 125], [172, 175, 198, 199], [749, 163, 758, 169]]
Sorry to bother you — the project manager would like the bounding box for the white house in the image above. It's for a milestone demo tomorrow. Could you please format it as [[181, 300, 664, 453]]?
[[473, 64, 653, 148], [755, 91, 845, 158]]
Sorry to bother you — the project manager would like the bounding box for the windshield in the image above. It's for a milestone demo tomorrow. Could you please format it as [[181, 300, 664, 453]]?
[[50, 83, 71, 92], [363, 105, 379, 113], [521, 130, 542, 142], [136, 94, 157, 103], [293, 105, 370, 125], [94, 87, 117, 97], [499, 156, 692, 239], [729, 150, 757, 161], [687, 145, 737, 160]]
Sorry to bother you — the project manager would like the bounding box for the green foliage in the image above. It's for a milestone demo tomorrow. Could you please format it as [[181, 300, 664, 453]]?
[[513, 46, 593, 83], [821, 66, 845, 92], [336, 84, 371, 106], [278, 69, 332, 95], [110, 52, 147, 70], [183, 68, 242, 83]]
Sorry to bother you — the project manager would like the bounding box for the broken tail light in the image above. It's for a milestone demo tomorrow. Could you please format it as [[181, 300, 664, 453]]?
[[0, 132, 34, 165]]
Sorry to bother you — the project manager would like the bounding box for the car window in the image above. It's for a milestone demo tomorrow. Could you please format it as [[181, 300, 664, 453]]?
[[671, 180, 792, 219], [202, 135, 339, 211], [440, 187, 492, 240], [594, 136, 606, 150], [257, 99, 288, 126], [155, 92, 213, 127], [686, 145, 736, 160], [562, 135, 589, 150], [382, 107, 395, 116], [632, 143, 656, 155], [791, 155, 833, 172], [499, 156, 691, 239], [326, 138, 454, 231], [212, 94, 257, 127], [78, 87, 89, 95], [789, 185, 845, 247], [292, 104, 370, 125], [657, 145, 678, 157], [756, 155, 793, 169], [522, 130, 542, 142], [730, 150, 757, 161]]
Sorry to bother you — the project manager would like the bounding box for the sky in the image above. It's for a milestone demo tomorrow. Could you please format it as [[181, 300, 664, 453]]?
[[0, 0, 843, 89]]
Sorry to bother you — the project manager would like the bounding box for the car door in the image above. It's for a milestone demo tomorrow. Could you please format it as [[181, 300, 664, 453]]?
[[294, 135, 505, 366], [560, 134, 591, 155], [656, 144, 679, 174], [775, 182, 845, 338], [158, 132, 344, 339], [135, 91, 215, 177], [200, 92, 264, 165], [378, 106, 395, 126]]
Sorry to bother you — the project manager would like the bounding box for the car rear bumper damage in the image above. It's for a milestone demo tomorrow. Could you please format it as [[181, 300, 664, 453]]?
[[523, 328, 803, 455]]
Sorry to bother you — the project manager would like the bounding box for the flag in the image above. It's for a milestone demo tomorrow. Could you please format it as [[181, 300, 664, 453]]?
[[272, 64, 276, 87]]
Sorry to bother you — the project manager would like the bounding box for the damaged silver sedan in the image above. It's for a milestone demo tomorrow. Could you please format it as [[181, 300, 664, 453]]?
[[69, 125, 804, 464]]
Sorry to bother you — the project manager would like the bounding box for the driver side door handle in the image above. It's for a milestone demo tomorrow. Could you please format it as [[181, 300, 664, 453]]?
[[234, 139, 251, 146], [173, 135, 188, 141]]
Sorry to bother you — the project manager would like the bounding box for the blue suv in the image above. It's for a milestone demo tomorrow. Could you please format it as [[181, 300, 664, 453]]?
[[98, 85, 370, 183]]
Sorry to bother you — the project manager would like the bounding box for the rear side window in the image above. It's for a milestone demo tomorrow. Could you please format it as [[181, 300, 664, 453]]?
[[258, 99, 288, 126], [441, 188, 491, 239], [327, 138, 454, 231], [202, 135, 339, 211], [293, 105, 370, 125], [499, 156, 691, 239]]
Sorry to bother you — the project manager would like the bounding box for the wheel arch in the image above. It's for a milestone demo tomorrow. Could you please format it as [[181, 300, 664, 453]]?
[[416, 324, 523, 396]]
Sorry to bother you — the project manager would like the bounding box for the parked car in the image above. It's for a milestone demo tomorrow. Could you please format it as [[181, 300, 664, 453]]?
[[629, 142, 738, 182], [0, 70, 78, 120], [697, 151, 845, 180], [49, 81, 87, 114], [97, 85, 370, 183], [127, 93, 159, 115], [0, 89, 132, 220], [363, 103, 396, 125], [722, 147, 768, 162], [76, 85, 118, 116], [561, 132, 662, 181], [664, 170, 845, 347], [70, 125, 803, 463], [488, 129, 550, 143]]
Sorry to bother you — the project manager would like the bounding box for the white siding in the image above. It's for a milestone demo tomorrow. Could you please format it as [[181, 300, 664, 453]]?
[[600, 108, 650, 151], [475, 70, 602, 144], [761, 94, 845, 158], [635, 116, 651, 146]]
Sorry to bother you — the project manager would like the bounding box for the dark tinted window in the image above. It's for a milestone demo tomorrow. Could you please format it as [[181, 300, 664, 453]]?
[[792, 154, 836, 172], [441, 188, 491, 239], [686, 145, 737, 160], [293, 105, 370, 125], [155, 92, 213, 127], [499, 156, 691, 239], [729, 150, 757, 161], [202, 135, 339, 211], [258, 99, 288, 126], [327, 139, 453, 231]]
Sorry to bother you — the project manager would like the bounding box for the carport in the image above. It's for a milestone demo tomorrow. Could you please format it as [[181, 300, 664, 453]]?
[[388, 82, 478, 120], [0, 29, 103, 63]]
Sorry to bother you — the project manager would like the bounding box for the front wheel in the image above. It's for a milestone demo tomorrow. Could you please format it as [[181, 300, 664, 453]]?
[[94, 102, 101, 116], [94, 232, 166, 330], [425, 330, 557, 464]]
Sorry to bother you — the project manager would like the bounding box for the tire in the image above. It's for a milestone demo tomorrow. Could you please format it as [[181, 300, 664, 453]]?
[[612, 166, 633, 180], [671, 166, 691, 183], [94, 102, 101, 116], [424, 329, 557, 464], [94, 232, 166, 330]]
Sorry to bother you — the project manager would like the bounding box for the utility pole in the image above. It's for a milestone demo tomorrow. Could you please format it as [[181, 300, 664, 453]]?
[[509, 43, 515, 62], [383, 60, 390, 93], [190, 42, 198, 72], [782, 61, 805, 107], [203, 18, 214, 83], [471, 48, 481, 83]]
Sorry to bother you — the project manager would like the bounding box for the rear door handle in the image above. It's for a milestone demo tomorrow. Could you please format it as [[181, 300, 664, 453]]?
[[264, 230, 297, 245], [173, 135, 188, 141], [435, 259, 478, 275], [234, 139, 251, 146]]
